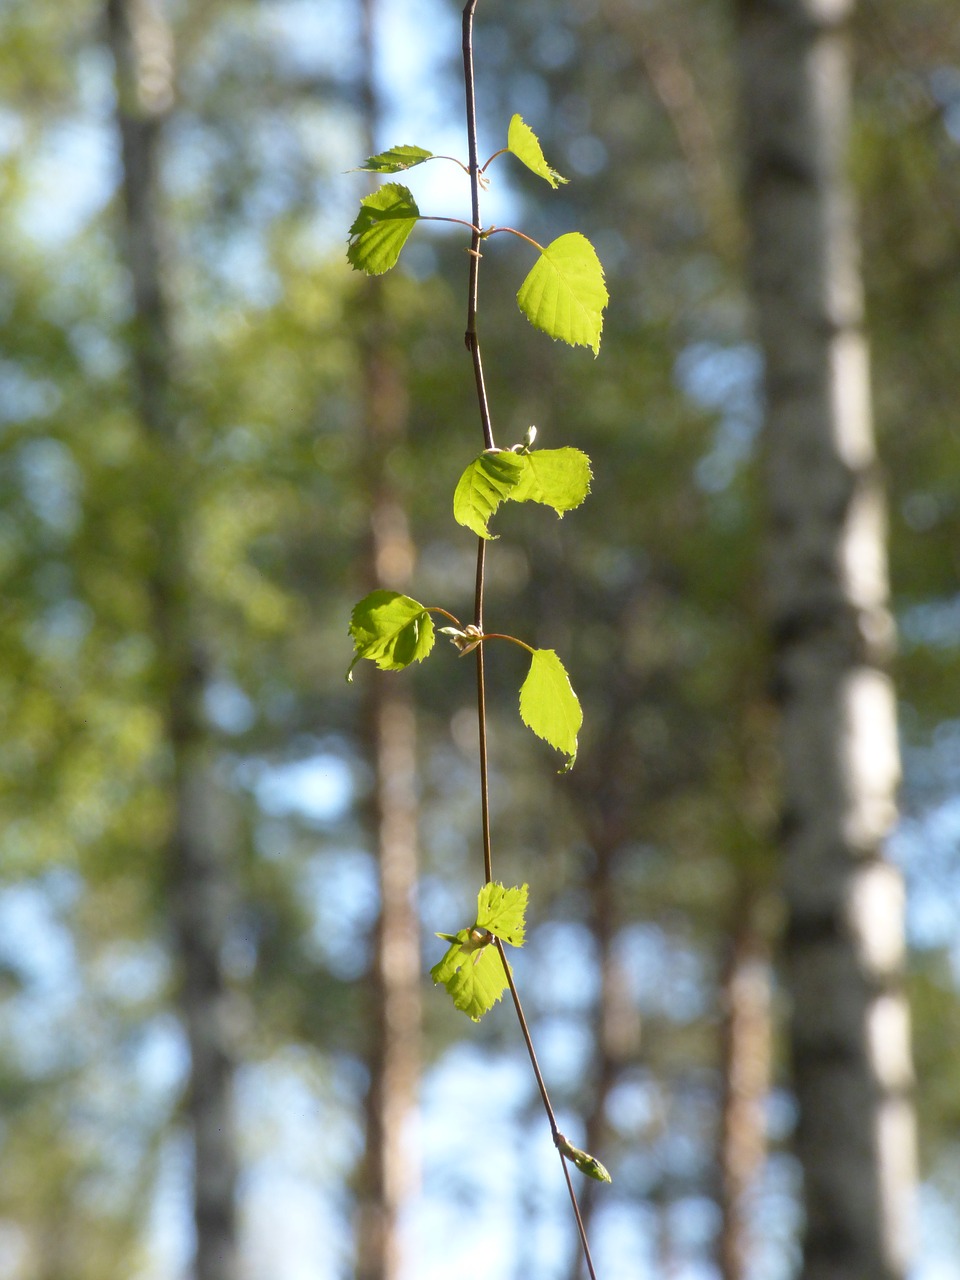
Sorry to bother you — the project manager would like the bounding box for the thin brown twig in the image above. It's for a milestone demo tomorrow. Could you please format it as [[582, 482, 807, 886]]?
[[495, 940, 599, 1280], [461, 0, 495, 450], [463, 0, 494, 887], [474, 540, 493, 884], [460, 5, 601, 1275], [494, 941, 557, 1131]]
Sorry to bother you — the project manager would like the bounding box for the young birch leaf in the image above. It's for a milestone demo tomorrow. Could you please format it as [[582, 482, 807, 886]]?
[[453, 449, 526, 539], [354, 144, 434, 174], [431, 882, 528, 1021], [516, 233, 608, 355], [476, 881, 528, 946], [347, 589, 434, 680], [431, 941, 507, 1022], [346, 183, 420, 275], [506, 114, 568, 188], [519, 648, 582, 769], [511, 447, 592, 517]]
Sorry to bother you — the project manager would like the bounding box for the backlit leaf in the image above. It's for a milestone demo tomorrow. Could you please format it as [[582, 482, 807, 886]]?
[[430, 937, 507, 1022], [516, 233, 608, 354], [347, 590, 434, 679], [506, 114, 567, 188], [511, 447, 592, 516], [453, 447, 591, 537], [354, 145, 434, 174], [431, 882, 528, 1021], [476, 881, 527, 946], [518, 648, 582, 768], [346, 183, 420, 275]]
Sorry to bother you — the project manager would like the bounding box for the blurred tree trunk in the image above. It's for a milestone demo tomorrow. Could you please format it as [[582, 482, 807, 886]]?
[[352, 2, 422, 1278], [570, 830, 621, 1274], [598, 0, 741, 262], [564, 660, 641, 1280], [105, 4, 239, 1279], [717, 890, 771, 1280], [736, 2, 916, 1277]]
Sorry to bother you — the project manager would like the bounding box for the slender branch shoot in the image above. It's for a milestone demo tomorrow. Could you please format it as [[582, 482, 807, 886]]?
[[346, 1, 609, 1263], [495, 940, 601, 1280]]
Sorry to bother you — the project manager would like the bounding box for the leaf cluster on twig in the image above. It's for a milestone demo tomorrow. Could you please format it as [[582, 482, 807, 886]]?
[[344, 4, 611, 1272]]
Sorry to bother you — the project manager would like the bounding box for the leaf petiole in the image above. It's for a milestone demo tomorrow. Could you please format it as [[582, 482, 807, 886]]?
[[425, 606, 465, 628], [484, 224, 544, 253], [477, 631, 535, 654], [431, 154, 472, 173], [418, 215, 481, 235], [480, 147, 509, 172]]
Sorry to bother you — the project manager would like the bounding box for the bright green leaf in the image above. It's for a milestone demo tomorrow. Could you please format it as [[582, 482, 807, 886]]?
[[354, 144, 434, 174], [452, 450, 526, 539], [453, 447, 591, 537], [431, 882, 528, 1021], [346, 183, 420, 275], [557, 1134, 613, 1184], [347, 589, 434, 679], [511, 447, 592, 516], [519, 649, 582, 768], [431, 937, 507, 1022], [476, 881, 528, 946], [506, 114, 568, 188], [516, 233, 608, 355]]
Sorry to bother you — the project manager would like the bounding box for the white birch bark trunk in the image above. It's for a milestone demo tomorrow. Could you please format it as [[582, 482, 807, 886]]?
[[105, 5, 239, 1278], [736, 2, 916, 1277]]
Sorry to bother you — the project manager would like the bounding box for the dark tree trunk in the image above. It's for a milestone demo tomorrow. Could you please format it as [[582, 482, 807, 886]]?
[[106, 4, 239, 1278], [736, 2, 916, 1277]]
